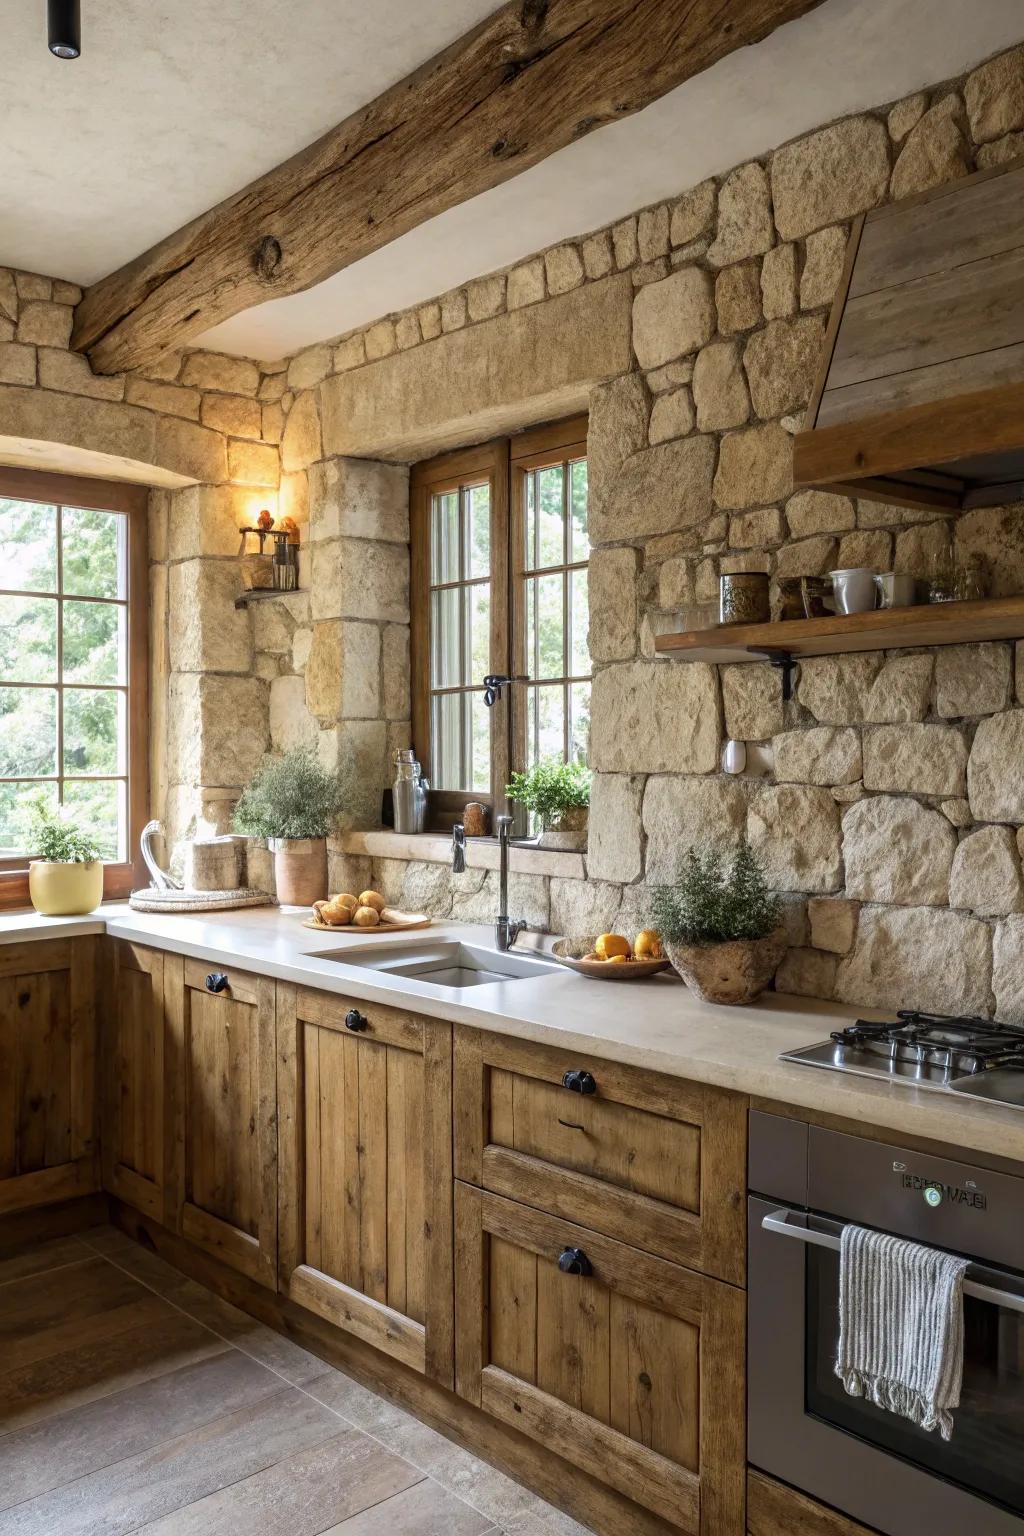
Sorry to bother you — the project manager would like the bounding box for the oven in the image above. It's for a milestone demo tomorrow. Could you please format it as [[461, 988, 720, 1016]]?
[[748, 1113, 1024, 1534]]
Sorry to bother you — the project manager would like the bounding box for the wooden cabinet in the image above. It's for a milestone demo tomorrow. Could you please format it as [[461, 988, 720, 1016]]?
[[103, 941, 168, 1222], [455, 1184, 744, 1535], [167, 956, 278, 1289], [455, 1027, 746, 1285], [277, 984, 454, 1385], [0, 937, 98, 1214], [747, 1471, 879, 1536]]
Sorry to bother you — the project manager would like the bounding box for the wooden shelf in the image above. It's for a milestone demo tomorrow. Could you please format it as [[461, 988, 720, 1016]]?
[[654, 596, 1024, 663], [234, 588, 307, 609]]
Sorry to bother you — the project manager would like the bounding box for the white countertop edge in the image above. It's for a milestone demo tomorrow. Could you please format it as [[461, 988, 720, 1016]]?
[[4, 902, 1023, 1165]]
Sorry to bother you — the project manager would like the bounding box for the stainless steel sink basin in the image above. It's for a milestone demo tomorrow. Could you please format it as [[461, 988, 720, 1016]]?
[[304, 939, 560, 990]]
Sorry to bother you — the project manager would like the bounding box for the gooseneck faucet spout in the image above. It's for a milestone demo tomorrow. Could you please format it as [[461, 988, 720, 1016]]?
[[452, 822, 466, 874], [495, 814, 526, 952]]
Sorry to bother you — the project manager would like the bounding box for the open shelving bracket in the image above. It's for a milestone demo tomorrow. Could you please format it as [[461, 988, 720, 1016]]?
[[759, 649, 796, 701]]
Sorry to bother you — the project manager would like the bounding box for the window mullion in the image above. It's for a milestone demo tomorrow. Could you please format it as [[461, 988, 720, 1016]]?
[[56, 505, 64, 809]]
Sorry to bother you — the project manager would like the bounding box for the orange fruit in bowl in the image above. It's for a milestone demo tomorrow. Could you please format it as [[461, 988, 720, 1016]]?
[[634, 929, 663, 960], [605, 954, 629, 965], [595, 932, 631, 960]]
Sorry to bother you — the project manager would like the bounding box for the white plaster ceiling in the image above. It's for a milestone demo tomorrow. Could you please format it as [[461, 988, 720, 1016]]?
[[3, 0, 1023, 362]]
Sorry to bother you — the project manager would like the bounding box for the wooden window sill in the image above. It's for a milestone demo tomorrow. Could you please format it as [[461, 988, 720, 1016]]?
[[340, 829, 586, 881]]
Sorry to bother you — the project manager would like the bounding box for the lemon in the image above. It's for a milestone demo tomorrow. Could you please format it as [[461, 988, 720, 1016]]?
[[634, 929, 663, 960], [595, 932, 631, 960], [605, 954, 629, 965]]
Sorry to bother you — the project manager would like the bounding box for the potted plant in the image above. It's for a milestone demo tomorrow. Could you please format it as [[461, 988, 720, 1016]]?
[[232, 748, 345, 906], [652, 842, 786, 1006], [27, 799, 103, 916], [506, 758, 591, 849]]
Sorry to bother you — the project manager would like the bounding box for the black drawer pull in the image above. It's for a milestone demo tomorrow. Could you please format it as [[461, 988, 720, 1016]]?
[[345, 1008, 368, 1032], [562, 1069, 596, 1095], [558, 1246, 593, 1277], [205, 972, 229, 994]]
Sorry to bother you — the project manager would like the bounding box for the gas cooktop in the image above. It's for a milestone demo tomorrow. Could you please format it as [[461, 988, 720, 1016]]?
[[781, 1010, 1024, 1109]]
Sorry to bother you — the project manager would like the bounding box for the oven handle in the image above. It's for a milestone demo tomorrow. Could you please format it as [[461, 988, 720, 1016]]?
[[762, 1207, 1024, 1315]]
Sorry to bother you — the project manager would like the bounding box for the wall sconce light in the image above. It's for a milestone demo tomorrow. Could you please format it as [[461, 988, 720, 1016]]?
[[48, 0, 81, 59], [722, 739, 746, 775]]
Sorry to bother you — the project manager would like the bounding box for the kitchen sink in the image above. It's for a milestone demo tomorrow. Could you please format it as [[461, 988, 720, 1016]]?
[[304, 938, 561, 990]]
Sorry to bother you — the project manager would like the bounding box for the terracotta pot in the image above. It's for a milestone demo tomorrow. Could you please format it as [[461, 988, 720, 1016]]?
[[28, 860, 104, 916], [666, 927, 787, 1006], [538, 805, 588, 851], [269, 837, 327, 906]]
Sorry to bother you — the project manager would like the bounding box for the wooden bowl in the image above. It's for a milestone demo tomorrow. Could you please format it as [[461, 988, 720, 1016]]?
[[551, 936, 671, 981]]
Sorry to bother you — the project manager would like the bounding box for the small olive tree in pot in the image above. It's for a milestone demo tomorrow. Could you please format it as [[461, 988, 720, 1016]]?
[[505, 758, 591, 849], [232, 748, 345, 907], [653, 842, 786, 1006], [28, 799, 103, 916]]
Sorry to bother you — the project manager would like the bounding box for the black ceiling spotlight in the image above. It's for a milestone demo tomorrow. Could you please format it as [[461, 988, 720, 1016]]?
[[48, 0, 81, 59]]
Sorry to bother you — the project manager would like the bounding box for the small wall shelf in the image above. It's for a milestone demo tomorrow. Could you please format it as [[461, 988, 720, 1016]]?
[[655, 596, 1024, 664], [234, 588, 308, 610]]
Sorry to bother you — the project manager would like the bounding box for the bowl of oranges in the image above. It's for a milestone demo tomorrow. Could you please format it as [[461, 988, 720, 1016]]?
[[551, 929, 671, 980]]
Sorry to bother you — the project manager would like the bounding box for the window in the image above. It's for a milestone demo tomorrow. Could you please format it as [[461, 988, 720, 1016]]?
[[0, 468, 149, 905], [410, 417, 588, 826]]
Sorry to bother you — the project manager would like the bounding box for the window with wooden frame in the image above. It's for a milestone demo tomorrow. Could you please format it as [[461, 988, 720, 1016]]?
[[410, 417, 588, 829], [0, 467, 149, 906]]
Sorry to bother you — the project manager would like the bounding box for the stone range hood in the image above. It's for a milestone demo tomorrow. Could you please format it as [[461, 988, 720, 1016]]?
[[793, 156, 1024, 513]]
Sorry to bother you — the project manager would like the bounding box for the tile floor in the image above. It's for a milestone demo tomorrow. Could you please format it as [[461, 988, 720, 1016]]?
[[0, 1224, 593, 1535]]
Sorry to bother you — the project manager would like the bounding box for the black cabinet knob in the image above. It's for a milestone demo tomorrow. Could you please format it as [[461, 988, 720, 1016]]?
[[558, 1246, 593, 1277], [205, 972, 229, 994], [562, 1069, 597, 1095], [345, 1008, 368, 1032]]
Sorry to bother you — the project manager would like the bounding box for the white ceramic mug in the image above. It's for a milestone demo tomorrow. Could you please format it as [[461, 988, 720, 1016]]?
[[874, 572, 916, 609], [829, 567, 877, 615]]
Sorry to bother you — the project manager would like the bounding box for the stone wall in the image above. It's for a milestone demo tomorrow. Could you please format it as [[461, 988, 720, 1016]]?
[[259, 38, 1024, 1021]]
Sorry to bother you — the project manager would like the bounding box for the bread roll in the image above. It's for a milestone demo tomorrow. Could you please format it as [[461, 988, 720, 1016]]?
[[321, 895, 353, 925], [358, 890, 386, 913], [352, 905, 381, 927], [335, 892, 358, 911]]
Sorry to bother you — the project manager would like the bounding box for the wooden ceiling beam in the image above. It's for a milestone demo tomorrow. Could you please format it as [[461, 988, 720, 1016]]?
[[73, 0, 823, 375]]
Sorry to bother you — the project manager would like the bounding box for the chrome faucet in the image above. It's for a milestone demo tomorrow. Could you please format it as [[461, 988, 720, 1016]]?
[[495, 814, 526, 952], [451, 822, 466, 874]]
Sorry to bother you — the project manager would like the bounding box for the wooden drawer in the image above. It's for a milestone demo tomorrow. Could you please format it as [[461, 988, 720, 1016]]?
[[455, 1183, 744, 1534], [455, 1027, 746, 1284]]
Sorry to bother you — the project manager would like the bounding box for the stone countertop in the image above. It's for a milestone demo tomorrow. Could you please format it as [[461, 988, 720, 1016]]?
[[4, 903, 1024, 1166]]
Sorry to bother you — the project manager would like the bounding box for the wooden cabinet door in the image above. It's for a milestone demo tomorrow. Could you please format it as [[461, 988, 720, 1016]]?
[[455, 1184, 744, 1536], [169, 956, 277, 1288], [455, 1027, 746, 1285], [0, 937, 98, 1215], [103, 940, 168, 1222], [277, 984, 454, 1386]]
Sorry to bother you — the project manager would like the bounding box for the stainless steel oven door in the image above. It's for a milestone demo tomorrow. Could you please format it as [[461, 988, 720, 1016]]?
[[749, 1196, 1024, 1535]]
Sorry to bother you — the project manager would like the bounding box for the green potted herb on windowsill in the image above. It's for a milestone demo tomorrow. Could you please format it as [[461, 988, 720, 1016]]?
[[27, 799, 103, 916], [505, 759, 592, 850], [653, 842, 786, 1006], [232, 748, 345, 906]]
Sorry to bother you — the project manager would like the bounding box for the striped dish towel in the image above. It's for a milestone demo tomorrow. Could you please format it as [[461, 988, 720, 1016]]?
[[835, 1224, 969, 1441]]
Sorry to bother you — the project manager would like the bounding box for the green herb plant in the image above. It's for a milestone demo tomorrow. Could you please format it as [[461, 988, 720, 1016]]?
[[652, 842, 780, 946], [30, 796, 101, 863], [232, 749, 345, 841], [505, 758, 591, 825]]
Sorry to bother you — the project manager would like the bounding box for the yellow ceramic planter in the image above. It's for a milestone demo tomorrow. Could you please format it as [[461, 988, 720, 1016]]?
[[28, 860, 104, 916]]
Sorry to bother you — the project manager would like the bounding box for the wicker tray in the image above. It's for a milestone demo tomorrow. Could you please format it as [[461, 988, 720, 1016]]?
[[129, 887, 273, 913]]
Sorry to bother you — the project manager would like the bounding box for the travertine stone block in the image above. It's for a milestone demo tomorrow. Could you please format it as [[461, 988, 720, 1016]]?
[[224, 435, 276, 486], [588, 373, 649, 522], [588, 546, 639, 662], [743, 315, 824, 418], [287, 344, 332, 390], [200, 393, 262, 439], [808, 896, 859, 954], [785, 490, 855, 537], [418, 303, 442, 340], [771, 117, 890, 239], [550, 877, 623, 940], [708, 163, 773, 266], [798, 652, 933, 725], [281, 390, 322, 472], [950, 825, 1024, 917], [760, 243, 798, 320], [835, 529, 891, 570], [168, 673, 269, 788], [835, 905, 991, 1014], [0, 343, 36, 385], [888, 92, 928, 142], [591, 661, 719, 774], [364, 320, 397, 359], [693, 341, 749, 431], [965, 45, 1024, 143], [507, 260, 546, 309], [309, 457, 409, 544], [168, 561, 251, 674], [722, 663, 784, 739], [582, 232, 614, 281], [862, 722, 968, 797], [843, 796, 955, 906], [729, 506, 784, 548], [632, 267, 715, 369], [670, 181, 716, 247], [382, 625, 410, 719], [935, 643, 1012, 719], [714, 423, 792, 508], [775, 948, 838, 998], [594, 435, 715, 543], [968, 710, 1024, 822], [800, 226, 848, 309], [994, 916, 1024, 1023], [586, 774, 644, 883], [37, 347, 124, 400], [467, 274, 506, 320], [773, 727, 861, 786], [890, 94, 968, 199], [747, 784, 843, 893], [125, 377, 200, 420], [181, 352, 259, 394], [16, 300, 73, 348], [643, 776, 747, 883], [715, 263, 762, 335]]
